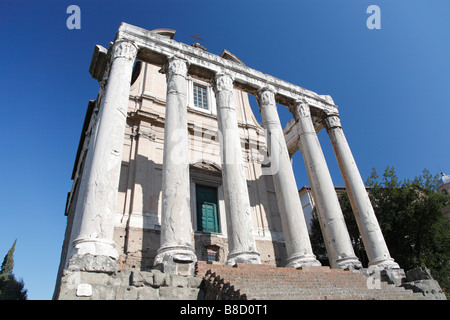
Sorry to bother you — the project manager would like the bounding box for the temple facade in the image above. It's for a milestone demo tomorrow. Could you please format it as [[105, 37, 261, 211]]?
[[54, 23, 401, 299]]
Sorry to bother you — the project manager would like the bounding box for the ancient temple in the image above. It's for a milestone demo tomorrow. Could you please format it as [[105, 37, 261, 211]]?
[[53, 23, 405, 300]]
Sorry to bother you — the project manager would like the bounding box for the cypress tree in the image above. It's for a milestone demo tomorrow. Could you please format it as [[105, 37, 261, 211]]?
[[0, 239, 16, 281], [0, 240, 27, 300]]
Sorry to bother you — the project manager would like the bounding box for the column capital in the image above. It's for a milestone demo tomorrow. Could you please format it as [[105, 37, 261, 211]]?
[[111, 39, 138, 61], [166, 57, 189, 77], [256, 86, 276, 108], [291, 99, 311, 120], [324, 114, 342, 130], [214, 72, 234, 93]]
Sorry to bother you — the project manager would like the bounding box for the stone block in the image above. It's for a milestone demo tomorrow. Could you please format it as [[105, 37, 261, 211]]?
[[116, 286, 138, 300], [402, 280, 447, 300], [136, 287, 159, 300], [170, 274, 188, 288], [116, 269, 132, 286], [152, 270, 168, 287], [188, 276, 203, 288], [159, 287, 177, 300], [405, 267, 433, 282], [68, 254, 117, 273], [380, 268, 406, 286], [132, 271, 155, 287]]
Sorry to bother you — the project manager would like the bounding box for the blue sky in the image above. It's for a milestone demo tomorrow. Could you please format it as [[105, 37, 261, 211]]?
[[0, 0, 449, 300]]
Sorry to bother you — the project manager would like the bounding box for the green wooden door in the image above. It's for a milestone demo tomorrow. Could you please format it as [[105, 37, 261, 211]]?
[[196, 185, 220, 233]]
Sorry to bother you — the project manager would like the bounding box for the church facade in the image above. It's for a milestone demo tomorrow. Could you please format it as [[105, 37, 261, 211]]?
[[54, 23, 400, 299]]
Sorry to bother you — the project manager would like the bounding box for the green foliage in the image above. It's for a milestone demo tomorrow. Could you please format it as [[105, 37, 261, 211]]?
[[0, 239, 16, 282], [309, 167, 450, 296], [0, 240, 27, 300]]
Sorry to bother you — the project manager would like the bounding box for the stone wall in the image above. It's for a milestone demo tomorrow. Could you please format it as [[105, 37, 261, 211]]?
[[56, 268, 202, 300]]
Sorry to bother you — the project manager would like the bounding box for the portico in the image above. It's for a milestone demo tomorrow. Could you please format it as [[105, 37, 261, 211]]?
[[63, 22, 399, 275]]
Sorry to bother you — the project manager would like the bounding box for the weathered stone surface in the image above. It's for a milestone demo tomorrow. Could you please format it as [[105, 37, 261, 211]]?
[[197, 261, 428, 300], [406, 266, 433, 281], [154, 57, 197, 275], [380, 268, 406, 286], [68, 254, 117, 273], [324, 114, 399, 270], [56, 268, 203, 300], [402, 280, 447, 300], [401, 267, 447, 300], [214, 73, 261, 265], [258, 88, 320, 269], [292, 101, 361, 270], [68, 39, 138, 266], [152, 269, 167, 287], [136, 287, 159, 300]]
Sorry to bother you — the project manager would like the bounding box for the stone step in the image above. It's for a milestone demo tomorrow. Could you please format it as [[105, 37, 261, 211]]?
[[196, 261, 427, 300]]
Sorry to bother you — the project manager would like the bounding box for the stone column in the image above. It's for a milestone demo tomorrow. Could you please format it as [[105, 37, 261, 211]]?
[[154, 57, 197, 275], [257, 88, 321, 268], [324, 114, 399, 270], [214, 73, 261, 265], [291, 100, 361, 269], [69, 40, 138, 271]]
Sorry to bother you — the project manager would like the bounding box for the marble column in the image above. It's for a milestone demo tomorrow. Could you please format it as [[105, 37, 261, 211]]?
[[324, 114, 399, 270], [214, 73, 261, 265], [292, 100, 362, 269], [257, 88, 321, 268], [154, 57, 197, 275], [69, 40, 138, 271]]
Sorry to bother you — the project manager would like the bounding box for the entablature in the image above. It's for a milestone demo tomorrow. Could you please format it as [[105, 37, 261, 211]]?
[[113, 23, 338, 116]]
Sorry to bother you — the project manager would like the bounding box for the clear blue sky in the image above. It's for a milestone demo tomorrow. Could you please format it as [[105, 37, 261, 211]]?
[[0, 0, 449, 300]]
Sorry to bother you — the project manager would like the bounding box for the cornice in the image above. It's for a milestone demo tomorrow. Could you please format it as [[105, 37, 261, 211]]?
[[114, 23, 338, 115]]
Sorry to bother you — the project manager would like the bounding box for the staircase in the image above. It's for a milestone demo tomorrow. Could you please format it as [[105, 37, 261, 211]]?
[[196, 262, 427, 300]]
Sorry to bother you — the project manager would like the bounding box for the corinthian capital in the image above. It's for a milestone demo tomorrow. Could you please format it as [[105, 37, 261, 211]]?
[[291, 100, 311, 120], [324, 114, 342, 130], [257, 87, 276, 108], [111, 40, 138, 61], [166, 57, 188, 77], [214, 73, 234, 93]]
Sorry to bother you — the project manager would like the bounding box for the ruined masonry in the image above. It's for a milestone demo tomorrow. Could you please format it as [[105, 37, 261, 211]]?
[[53, 23, 444, 300]]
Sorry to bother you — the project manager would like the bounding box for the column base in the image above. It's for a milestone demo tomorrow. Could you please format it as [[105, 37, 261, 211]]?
[[154, 246, 197, 276], [72, 237, 119, 260], [226, 250, 261, 265], [285, 253, 322, 268], [368, 257, 400, 270], [332, 256, 362, 270]]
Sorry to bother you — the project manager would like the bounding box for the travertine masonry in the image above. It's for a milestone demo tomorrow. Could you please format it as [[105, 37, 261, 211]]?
[[57, 268, 202, 300]]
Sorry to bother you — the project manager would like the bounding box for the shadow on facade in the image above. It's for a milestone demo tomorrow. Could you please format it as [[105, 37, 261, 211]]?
[[117, 153, 287, 270]]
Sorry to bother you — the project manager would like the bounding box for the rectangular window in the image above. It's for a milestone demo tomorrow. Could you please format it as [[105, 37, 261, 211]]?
[[193, 84, 208, 110], [207, 252, 217, 263], [196, 185, 220, 233]]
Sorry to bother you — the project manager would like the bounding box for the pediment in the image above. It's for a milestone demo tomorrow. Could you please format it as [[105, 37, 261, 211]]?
[[190, 160, 222, 173]]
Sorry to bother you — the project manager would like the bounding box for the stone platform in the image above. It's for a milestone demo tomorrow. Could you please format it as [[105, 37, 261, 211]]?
[[56, 262, 443, 300]]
